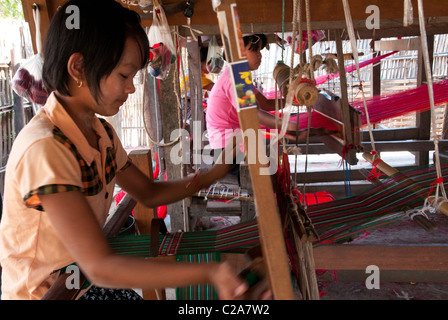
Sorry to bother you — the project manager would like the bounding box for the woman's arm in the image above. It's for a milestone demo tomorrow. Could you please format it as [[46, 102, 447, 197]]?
[[116, 146, 235, 209], [255, 91, 286, 112], [39, 190, 246, 298], [257, 109, 337, 141]]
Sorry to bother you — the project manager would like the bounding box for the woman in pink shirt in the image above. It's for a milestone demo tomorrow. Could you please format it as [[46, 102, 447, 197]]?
[[206, 34, 327, 179]]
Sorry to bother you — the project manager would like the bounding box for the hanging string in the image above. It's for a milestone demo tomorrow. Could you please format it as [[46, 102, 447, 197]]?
[[341, 0, 376, 157], [344, 161, 352, 197], [281, 0, 286, 62], [298, 0, 303, 65], [276, 0, 299, 152], [293, 0, 302, 186], [305, 0, 314, 82], [417, 0, 448, 205], [300, 0, 315, 207]]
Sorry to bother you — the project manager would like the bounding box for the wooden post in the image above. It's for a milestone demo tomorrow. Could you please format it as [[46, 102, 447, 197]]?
[[334, 29, 357, 164], [185, 39, 207, 172], [415, 35, 434, 166], [159, 56, 187, 232], [128, 149, 158, 234], [20, 0, 52, 54], [213, 0, 294, 300], [128, 149, 166, 300]]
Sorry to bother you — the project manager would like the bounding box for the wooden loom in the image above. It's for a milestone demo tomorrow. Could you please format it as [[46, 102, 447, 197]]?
[[40, 150, 448, 299], [21, 0, 448, 300], [36, 0, 303, 300], [212, 0, 296, 299]]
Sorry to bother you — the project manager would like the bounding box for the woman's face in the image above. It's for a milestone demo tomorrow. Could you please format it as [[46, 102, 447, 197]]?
[[95, 37, 142, 116], [244, 42, 263, 71]]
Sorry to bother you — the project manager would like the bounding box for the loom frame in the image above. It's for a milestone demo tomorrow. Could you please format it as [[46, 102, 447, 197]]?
[[15, 0, 448, 299]]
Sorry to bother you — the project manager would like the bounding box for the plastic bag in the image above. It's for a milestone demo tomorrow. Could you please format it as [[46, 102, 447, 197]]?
[[12, 54, 48, 106], [206, 35, 224, 74], [12, 5, 48, 106], [147, 5, 176, 80], [287, 30, 326, 54]]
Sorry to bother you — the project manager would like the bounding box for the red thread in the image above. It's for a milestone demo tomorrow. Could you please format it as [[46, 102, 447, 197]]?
[[427, 177, 444, 200], [338, 144, 354, 167], [372, 158, 383, 167], [299, 77, 316, 86], [367, 158, 383, 182]]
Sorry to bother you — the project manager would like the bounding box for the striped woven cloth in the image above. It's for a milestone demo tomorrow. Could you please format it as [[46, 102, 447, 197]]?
[[108, 218, 259, 257], [106, 163, 447, 300], [175, 253, 221, 300], [308, 163, 448, 245], [108, 163, 448, 252]]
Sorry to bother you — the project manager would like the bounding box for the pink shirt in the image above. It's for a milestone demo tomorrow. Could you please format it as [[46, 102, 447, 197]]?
[[205, 66, 242, 149]]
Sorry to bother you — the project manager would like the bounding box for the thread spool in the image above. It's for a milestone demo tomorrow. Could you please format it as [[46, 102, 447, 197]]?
[[295, 80, 318, 106], [273, 62, 319, 107], [273, 62, 291, 97]]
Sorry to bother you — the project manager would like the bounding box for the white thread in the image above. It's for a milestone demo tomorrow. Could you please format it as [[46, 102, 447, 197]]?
[[342, 0, 376, 154]]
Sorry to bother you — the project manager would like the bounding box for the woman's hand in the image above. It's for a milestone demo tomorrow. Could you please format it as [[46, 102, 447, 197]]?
[[208, 262, 248, 300]]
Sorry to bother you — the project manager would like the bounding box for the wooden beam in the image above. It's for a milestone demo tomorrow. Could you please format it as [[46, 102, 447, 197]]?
[[158, 56, 187, 232], [213, 0, 294, 300], [334, 29, 357, 165], [22, 0, 448, 53], [292, 165, 417, 184], [374, 38, 420, 51], [415, 35, 434, 166], [185, 39, 206, 171], [138, 0, 448, 29], [128, 149, 158, 235], [314, 244, 448, 271]]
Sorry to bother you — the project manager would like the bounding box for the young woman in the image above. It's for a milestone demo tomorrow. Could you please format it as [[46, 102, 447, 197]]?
[[0, 0, 246, 300]]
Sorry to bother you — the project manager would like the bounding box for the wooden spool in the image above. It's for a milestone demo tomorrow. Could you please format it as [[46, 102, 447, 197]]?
[[273, 62, 318, 107], [295, 81, 318, 106], [273, 62, 290, 96]]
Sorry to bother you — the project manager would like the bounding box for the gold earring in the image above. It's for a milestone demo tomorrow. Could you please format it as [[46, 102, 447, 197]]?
[[77, 79, 83, 88]]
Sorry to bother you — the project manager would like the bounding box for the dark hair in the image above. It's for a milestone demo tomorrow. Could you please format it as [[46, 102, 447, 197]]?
[[243, 34, 267, 52], [200, 47, 208, 62], [42, 0, 149, 103]]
